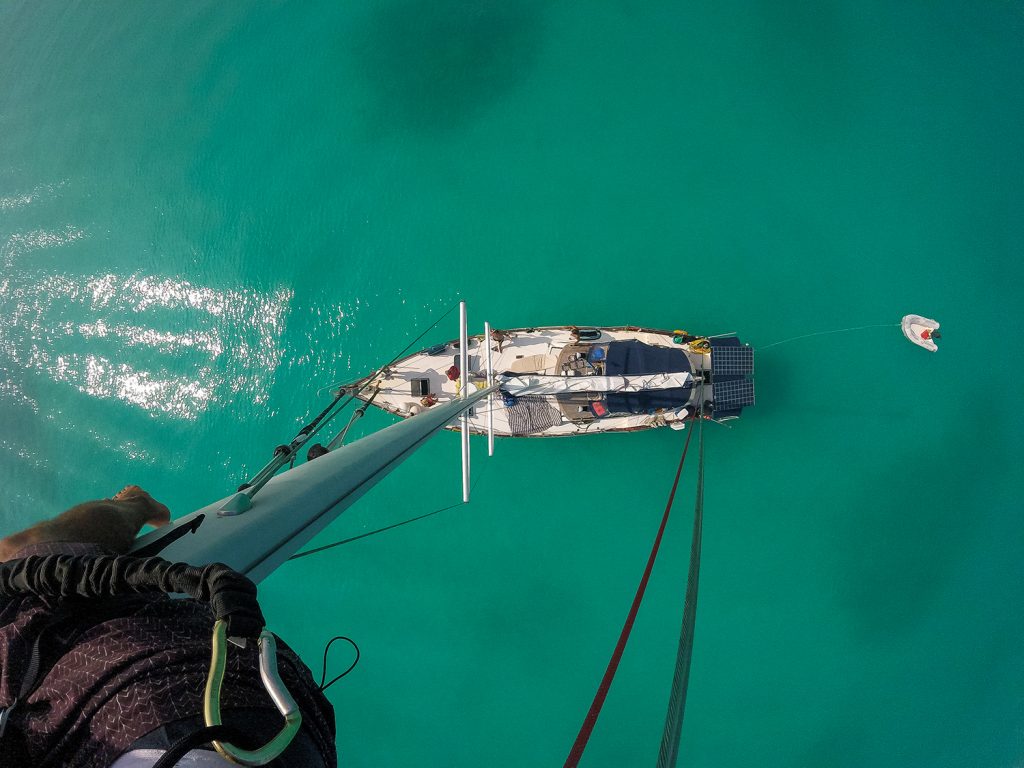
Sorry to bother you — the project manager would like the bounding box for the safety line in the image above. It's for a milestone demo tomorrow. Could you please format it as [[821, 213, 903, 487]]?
[[656, 417, 705, 768], [315, 303, 460, 397], [287, 461, 490, 561], [563, 421, 697, 768], [286, 504, 460, 561], [241, 304, 462, 493]]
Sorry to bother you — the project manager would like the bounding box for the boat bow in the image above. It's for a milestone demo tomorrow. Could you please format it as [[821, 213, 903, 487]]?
[[131, 384, 498, 581]]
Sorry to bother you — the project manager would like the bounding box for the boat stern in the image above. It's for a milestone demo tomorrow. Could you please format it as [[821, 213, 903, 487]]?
[[706, 337, 755, 419]]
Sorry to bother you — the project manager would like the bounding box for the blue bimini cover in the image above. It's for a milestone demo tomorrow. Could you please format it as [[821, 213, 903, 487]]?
[[603, 341, 691, 376]]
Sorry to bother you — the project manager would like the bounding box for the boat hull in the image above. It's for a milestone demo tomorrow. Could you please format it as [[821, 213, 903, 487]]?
[[355, 326, 754, 437]]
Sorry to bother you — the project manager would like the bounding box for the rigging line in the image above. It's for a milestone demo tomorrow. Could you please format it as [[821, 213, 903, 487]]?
[[314, 303, 461, 397], [287, 461, 490, 561], [387, 302, 463, 367], [241, 385, 348, 490], [756, 323, 898, 350], [656, 412, 705, 768], [563, 420, 698, 768], [296, 303, 464, 455], [329, 385, 382, 450], [320, 303, 460, 418], [286, 504, 461, 560]]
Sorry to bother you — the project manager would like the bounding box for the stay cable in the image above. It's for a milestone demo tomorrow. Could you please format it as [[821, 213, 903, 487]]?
[[563, 421, 697, 768]]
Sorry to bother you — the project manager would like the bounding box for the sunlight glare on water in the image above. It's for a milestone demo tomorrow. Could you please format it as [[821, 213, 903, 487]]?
[[2, 231, 293, 420], [1, 2, 1022, 766]]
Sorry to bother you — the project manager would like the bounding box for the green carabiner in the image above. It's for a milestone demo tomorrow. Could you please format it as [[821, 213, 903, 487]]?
[[204, 619, 303, 766]]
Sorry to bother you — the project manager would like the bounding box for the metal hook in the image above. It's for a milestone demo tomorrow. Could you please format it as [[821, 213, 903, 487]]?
[[204, 619, 302, 766]]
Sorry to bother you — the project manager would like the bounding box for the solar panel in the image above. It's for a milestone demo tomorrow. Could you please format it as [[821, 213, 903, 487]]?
[[711, 345, 754, 376], [713, 378, 755, 409]]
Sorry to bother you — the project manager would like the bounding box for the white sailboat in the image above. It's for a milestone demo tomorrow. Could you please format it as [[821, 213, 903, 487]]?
[[351, 325, 755, 437]]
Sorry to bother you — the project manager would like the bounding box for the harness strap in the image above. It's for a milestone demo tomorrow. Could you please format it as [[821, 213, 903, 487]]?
[[151, 724, 248, 768], [0, 614, 53, 738]]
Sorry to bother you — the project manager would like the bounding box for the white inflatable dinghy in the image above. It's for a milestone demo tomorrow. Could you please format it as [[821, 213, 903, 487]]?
[[902, 314, 940, 352]]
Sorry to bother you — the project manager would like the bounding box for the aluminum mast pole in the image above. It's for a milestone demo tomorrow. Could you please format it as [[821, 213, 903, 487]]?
[[484, 321, 494, 457], [459, 301, 470, 502], [130, 383, 498, 583]]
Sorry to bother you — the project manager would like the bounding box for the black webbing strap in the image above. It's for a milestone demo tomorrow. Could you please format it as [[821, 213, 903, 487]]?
[[0, 625, 44, 753], [131, 514, 206, 558], [151, 724, 249, 768]]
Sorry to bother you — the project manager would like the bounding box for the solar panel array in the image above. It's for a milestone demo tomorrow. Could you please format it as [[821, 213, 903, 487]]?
[[712, 378, 756, 409], [711, 345, 754, 376]]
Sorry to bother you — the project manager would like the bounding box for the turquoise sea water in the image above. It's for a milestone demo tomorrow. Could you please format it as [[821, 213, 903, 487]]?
[[2, 2, 1022, 766]]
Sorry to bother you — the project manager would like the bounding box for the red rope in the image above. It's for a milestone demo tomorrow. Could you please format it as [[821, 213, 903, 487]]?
[[563, 424, 697, 767]]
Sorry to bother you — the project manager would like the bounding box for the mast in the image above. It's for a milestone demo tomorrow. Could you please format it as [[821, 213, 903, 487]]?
[[484, 321, 494, 457], [459, 302, 470, 502], [131, 384, 498, 583]]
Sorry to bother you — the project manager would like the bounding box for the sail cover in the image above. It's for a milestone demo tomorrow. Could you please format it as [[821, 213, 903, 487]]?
[[499, 372, 692, 397], [604, 341, 691, 376], [598, 341, 693, 413]]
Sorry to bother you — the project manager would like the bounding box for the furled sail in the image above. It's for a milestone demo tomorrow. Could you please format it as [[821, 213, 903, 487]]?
[[498, 371, 693, 397]]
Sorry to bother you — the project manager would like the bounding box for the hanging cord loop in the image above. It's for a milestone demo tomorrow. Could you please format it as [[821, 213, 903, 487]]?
[[317, 636, 361, 692]]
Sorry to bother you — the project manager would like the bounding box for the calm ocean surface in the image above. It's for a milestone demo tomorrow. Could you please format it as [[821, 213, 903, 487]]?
[[2, 2, 1022, 766]]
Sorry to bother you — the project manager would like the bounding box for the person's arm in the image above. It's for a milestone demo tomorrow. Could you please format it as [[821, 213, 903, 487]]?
[[0, 485, 170, 561]]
